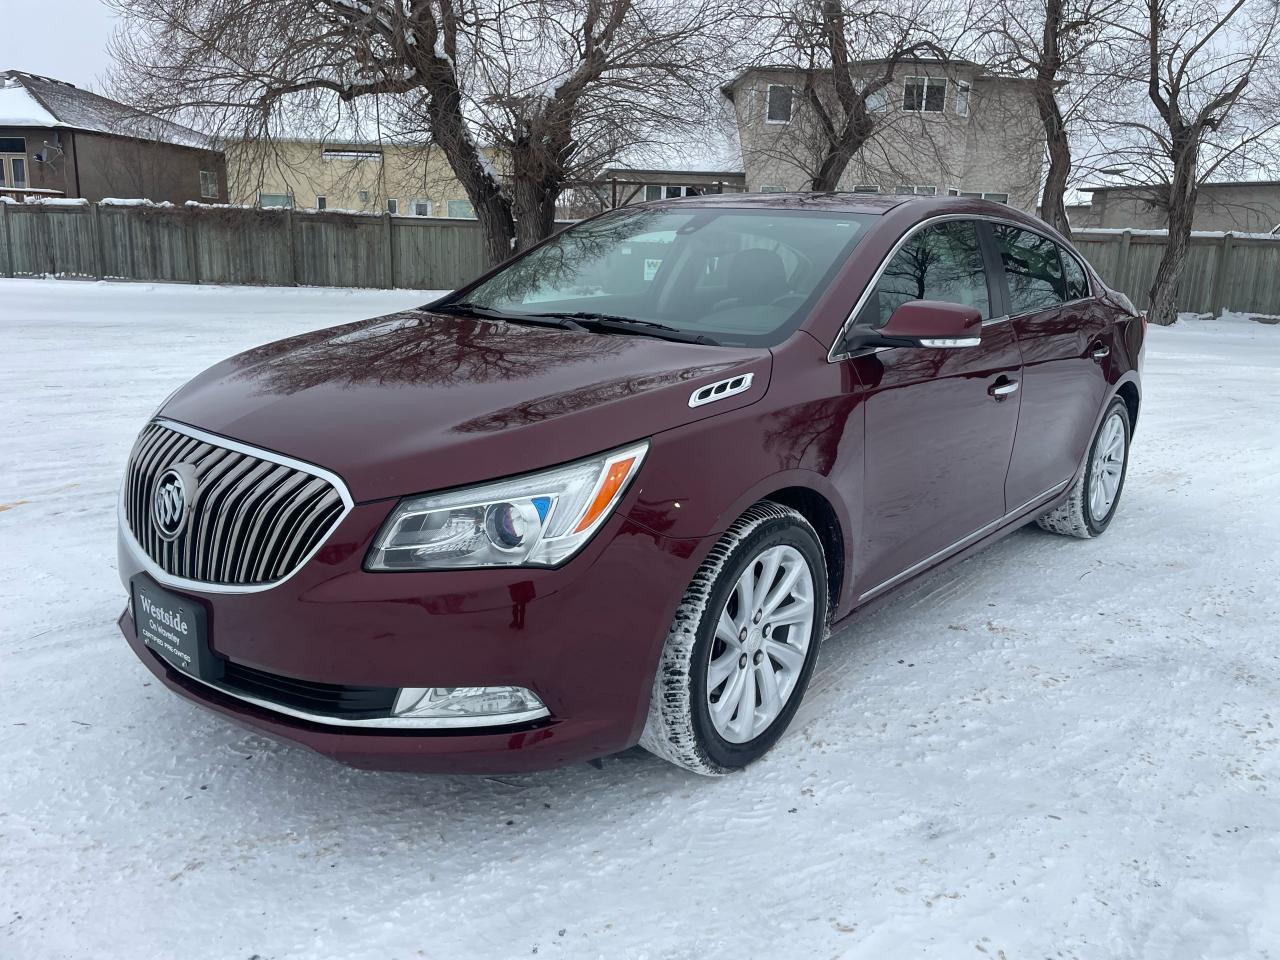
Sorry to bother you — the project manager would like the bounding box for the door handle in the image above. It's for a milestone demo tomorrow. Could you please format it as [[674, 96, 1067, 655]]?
[[989, 378, 1019, 399], [1091, 343, 1111, 361]]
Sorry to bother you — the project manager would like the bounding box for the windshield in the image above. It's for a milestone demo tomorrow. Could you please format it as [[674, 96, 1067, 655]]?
[[452, 207, 876, 346]]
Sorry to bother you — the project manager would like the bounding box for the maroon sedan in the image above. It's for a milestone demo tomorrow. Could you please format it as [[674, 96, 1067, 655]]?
[[118, 194, 1144, 775]]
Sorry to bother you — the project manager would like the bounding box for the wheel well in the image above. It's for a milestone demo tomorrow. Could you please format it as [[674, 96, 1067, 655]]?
[[1116, 382, 1140, 433], [763, 487, 845, 613]]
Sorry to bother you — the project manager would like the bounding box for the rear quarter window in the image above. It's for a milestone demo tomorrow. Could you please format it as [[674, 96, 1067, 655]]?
[[1060, 248, 1091, 300]]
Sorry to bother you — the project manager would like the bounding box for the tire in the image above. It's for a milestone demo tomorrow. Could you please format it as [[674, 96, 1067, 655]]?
[[639, 501, 828, 775], [1037, 397, 1132, 539]]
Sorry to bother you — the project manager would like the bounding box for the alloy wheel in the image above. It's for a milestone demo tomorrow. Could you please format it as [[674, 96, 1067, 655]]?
[[706, 544, 815, 744], [1089, 410, 1127, 522]]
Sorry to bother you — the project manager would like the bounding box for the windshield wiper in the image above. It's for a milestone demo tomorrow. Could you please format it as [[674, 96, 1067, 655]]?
[[529, 312, 720, 346], [431, 301, 585, 331]]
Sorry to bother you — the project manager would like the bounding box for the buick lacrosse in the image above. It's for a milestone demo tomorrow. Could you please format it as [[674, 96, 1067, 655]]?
[[118, 193, 1144, 775]]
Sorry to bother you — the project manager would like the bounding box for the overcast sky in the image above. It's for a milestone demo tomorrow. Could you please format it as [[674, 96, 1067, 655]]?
[[1, 0, 119, 92]]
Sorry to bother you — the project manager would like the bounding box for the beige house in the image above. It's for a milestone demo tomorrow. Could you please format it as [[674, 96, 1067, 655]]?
[[722, 60, 1044, 211], [226, 138, 485, 217], [1068, 181, 1280, 233]]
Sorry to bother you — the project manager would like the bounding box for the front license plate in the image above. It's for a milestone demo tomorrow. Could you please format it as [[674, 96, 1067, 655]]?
[[131, 579, 221, 682]]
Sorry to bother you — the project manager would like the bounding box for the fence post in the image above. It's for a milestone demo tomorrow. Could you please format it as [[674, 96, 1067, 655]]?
[[187, 209, 201, 285], [384, 211, 396, 289], [1115, 230, 1133, 297], [285, 208, 299, 286], [41, 203, 56, 276], [0, 201, 12, 278], [1208, 231, 1234, 317], [90, 202, 104, 279]]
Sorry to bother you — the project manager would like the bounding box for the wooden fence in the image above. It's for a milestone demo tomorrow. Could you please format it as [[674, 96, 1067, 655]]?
[[0, 200, 493, 291], [2, 202, 1279, 314], [1072, 228, 1280, 315]]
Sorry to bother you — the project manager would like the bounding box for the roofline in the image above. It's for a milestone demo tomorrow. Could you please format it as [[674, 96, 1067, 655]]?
[[1084, 179, 1280, 192], [601, 167, 745, 178], [720, 58, 1009, 98]]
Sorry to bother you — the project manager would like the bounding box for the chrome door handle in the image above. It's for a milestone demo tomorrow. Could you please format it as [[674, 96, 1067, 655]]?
[[1091, 344, 1111, 360], [989, 378, 1020, 399]]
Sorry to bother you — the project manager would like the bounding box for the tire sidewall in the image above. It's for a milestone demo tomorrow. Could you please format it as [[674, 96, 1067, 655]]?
[[687, 516, 827, 770], [1084, 398, 1132, 535]]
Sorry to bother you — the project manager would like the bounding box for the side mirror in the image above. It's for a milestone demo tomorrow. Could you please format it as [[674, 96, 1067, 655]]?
[[843, 300, 983, 352]]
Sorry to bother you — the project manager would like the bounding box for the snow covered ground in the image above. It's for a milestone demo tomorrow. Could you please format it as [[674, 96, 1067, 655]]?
[[2, 279, 1278, 960]]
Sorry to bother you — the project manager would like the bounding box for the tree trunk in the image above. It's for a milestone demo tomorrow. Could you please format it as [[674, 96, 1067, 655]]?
[[511, 174, 559, 253], [1148, 147, 1199, 325], [1037, 85, 1072, 237]]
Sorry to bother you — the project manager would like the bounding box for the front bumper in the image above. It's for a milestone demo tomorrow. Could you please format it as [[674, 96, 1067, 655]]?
[[118, 504, 710, 774]]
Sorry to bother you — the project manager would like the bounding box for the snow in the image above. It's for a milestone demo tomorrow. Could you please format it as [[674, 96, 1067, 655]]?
[[2, 282, 1280, 959], [0, 82, 59, 126]]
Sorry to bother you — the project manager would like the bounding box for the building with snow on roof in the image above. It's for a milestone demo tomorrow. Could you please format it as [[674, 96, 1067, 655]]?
[[0, 70, 226, 204]]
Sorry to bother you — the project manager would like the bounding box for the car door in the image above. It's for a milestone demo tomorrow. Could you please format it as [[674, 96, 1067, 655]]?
[[840, 219, 1023, 602], [989, 223, 1112, 509]]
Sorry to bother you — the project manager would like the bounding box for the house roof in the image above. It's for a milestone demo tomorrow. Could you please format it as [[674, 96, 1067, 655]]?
[[0, 70, 214, 150], [1083, 180, 1280, 193], [720, 58, 995, 99]]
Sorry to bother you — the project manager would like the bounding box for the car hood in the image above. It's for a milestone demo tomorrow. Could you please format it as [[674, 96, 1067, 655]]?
[[160, 310, 771, 502]]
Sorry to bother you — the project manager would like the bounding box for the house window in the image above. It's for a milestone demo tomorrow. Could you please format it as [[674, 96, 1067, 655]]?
[[759, 184, 786, 193], [959, 191, 982, 199], [412, 199, 433, 216], [0, 156, 27, 189], [644, 185, 663, 201], [199, 170, 218, 199], [947, 187, 961, 196], [321, 148, 381, 161], [983, 192, 1009, 203], [895, 185, 937, 196], [0, 137, 25, 154], [386, 198, 399, 214], [955, 81, 971, 117], [448, 199, 476, 218], [316, 196, 327, 210], [766, 84, 793, 123], [258, 192, 292, 208], [852, 184, 881, 193], [865, 87, 892, 112], [903, 77, 946, 112], [358, 190, 371, 204]]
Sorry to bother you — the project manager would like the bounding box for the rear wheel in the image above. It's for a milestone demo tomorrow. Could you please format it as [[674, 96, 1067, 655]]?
[[1037, 397, 1131, 539], [639, 502, 827, 775]]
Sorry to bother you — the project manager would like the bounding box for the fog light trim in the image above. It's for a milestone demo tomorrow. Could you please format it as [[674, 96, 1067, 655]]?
[[393, 686, 549, 726]]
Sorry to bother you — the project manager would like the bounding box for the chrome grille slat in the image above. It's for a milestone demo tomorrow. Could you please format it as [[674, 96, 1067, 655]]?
[[122, 421, 351, 588]]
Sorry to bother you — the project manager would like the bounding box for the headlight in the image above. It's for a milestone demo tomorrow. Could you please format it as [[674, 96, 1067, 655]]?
[[365, 441, 648, 570]]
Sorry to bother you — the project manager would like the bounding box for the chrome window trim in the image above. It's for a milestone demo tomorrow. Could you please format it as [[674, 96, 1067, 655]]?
[[827, 213, 1097, 362], [856, 479, 1071, 603], [151, 653, 551, 729], [119, 418, 355, 595]]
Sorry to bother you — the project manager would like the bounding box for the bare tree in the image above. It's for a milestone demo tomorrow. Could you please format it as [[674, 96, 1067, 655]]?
[[746, 0, 953, 192], [976, 0, 1123, 236], [108, 0, 731, 266], [1098, 0, 1280, 323]]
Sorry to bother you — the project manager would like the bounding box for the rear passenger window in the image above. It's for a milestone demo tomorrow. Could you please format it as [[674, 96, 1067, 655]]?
[[858, 221, 990, 328], [1060, 248, 1090, 300], [993, 225, 1067, 314]]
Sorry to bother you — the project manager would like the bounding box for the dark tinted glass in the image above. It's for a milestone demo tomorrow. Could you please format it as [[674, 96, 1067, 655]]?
[[994, 225, 1067, 313], [856, 221, 990, 328], [0, 137, 25, 153], [1060, 247, 1090, 300]]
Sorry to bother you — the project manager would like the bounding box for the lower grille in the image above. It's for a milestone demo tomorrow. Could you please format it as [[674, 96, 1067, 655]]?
[[221, 661, 398, 719]]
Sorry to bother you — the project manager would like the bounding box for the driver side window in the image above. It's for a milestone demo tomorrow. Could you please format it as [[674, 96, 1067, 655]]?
[[856, 221, 990, 329]]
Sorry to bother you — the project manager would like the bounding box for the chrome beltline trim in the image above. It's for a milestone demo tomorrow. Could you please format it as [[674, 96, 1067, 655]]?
[[156, 656, 551, 729], [119, 418, 355, 595], [857, 479, 1071, 603]]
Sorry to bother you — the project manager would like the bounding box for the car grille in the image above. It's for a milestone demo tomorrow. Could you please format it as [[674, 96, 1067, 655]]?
[[221, 661, 397, 718], [124, 421, 348, 586]]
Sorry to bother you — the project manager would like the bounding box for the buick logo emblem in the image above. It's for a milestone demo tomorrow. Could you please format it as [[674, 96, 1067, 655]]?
[[153, 464, 197, 541]]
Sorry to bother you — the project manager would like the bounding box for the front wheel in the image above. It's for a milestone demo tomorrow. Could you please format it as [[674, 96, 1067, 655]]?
[[639, 502, 828, 775], [1037, 397, 1132, 539]]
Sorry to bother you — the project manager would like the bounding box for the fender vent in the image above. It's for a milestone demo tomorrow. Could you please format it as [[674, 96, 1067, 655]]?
[[689, 372, 755, 408]]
